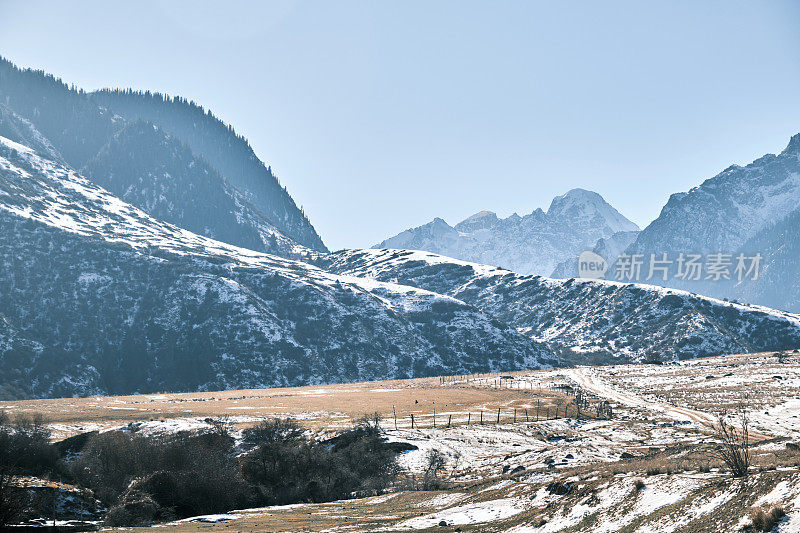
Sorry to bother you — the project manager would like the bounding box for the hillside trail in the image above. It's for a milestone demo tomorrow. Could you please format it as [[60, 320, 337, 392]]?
[[565, 367, 773, 441]]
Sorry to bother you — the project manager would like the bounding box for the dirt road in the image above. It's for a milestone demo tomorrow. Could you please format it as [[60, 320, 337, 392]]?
[[567, 367, 723, 429]]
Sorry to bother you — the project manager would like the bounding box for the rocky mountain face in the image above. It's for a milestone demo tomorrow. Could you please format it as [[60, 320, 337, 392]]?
[[323, 249, 800, 365], [613, 134, 800, 311], [376, 188, 639, 276], [0, 57, 326, 255], [81, 121, 308, 259], [88, 88, 327, 251], [0, 135, 553, 399]]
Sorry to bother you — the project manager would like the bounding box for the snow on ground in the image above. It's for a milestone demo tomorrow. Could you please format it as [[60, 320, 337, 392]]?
[[395, 498, 528, 529], [177, 514, 243, 523], [415, 493, 467, 508], [28, 351, 800, 532]]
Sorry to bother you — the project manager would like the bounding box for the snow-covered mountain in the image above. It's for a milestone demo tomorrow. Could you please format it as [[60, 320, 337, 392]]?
[[0, 136, 554, 398], [3, 56, 800, 400], [3, 128, 800, 398], [615, 134, 800, 311], [376, 189, 639, 276], [323, 248, 800, 365]]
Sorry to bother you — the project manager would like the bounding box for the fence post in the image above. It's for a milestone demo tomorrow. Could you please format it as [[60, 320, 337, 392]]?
[[497, 407, 500, 424], [467, 412, 471, 425], [433, 408, 436, 428], [447, 415, 452, 428], [411, 414, 415, 429], [525, 409, 529, 422], [480, 411, 483, 425], [514, 409, 517, 423], [393, 405, 397, 430]]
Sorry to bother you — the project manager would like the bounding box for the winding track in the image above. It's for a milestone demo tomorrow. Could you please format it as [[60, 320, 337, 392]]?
[[565, 366, 771, 440]]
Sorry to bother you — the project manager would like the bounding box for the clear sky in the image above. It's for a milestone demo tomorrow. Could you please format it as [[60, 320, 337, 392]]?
[[2, 1, 800, 250]]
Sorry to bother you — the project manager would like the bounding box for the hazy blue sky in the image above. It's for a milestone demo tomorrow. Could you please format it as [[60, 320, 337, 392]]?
[[2, 1, 800, 250]]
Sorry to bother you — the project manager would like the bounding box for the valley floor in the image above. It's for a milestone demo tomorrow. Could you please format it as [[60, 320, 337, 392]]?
[[4, 351, 800, 532]]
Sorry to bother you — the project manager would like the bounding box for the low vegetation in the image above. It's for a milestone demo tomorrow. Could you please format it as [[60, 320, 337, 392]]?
[[0, 411, 59, 527], [747, 505, 786, 532], [713, 408, 751, 477], [0, 410, 404, 527]]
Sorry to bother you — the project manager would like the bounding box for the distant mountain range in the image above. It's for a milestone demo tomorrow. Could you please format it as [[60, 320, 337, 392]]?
[[1, 56, 799, 399], [376, 188, 639, 276]]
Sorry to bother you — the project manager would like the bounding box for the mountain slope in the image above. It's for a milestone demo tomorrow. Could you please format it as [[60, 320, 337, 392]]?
[[82, 121, 309, 258], [0, 136, 553, 398], [631, 135, 800, 255], [323, 248, 800, 364], [616, 134, 800, 311], [376, 189, 639, 276], [0, 57, 325, 255], [89, 88, 326, 251], [724, 208, 800, 312]]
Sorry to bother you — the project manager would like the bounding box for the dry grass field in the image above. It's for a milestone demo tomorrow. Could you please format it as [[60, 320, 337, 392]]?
[[5, 352, 800, 532], [0, 372, 574, 438]]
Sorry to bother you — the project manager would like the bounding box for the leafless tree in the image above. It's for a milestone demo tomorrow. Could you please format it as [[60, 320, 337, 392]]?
[[422, 449, 447, 490], [712, 407, 751, 477]]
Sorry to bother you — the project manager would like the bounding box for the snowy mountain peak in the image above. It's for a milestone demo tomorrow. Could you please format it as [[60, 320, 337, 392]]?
[[548, 188, 604, 211], [618, 132, 800, 312], [454, 210, 499, 232], [547, 188, 639, 233], [375, 189, 639, 276]]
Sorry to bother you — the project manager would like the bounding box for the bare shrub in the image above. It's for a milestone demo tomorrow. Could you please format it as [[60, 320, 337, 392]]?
[[711, 408, 751, 477], [104, 490, 166, 527], [634, 479, 645, 491], [242, 418, 304, 445], [241, 412, 399, 504], [749, 505, 786, 531], [422, 449, 447, 490]]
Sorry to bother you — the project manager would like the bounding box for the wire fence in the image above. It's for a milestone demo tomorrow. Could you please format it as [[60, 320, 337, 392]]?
[[381, 372, 613, 430]]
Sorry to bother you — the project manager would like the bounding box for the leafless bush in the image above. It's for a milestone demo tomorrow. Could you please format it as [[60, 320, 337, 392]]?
[[748, 505, 785, 531], [422, 449, 447, 490], [242, 418, 304, 445], [711, 408, 750, 477]]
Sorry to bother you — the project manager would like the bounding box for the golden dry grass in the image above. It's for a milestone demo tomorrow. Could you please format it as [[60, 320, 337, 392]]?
[[0, 371, 577, 437]]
